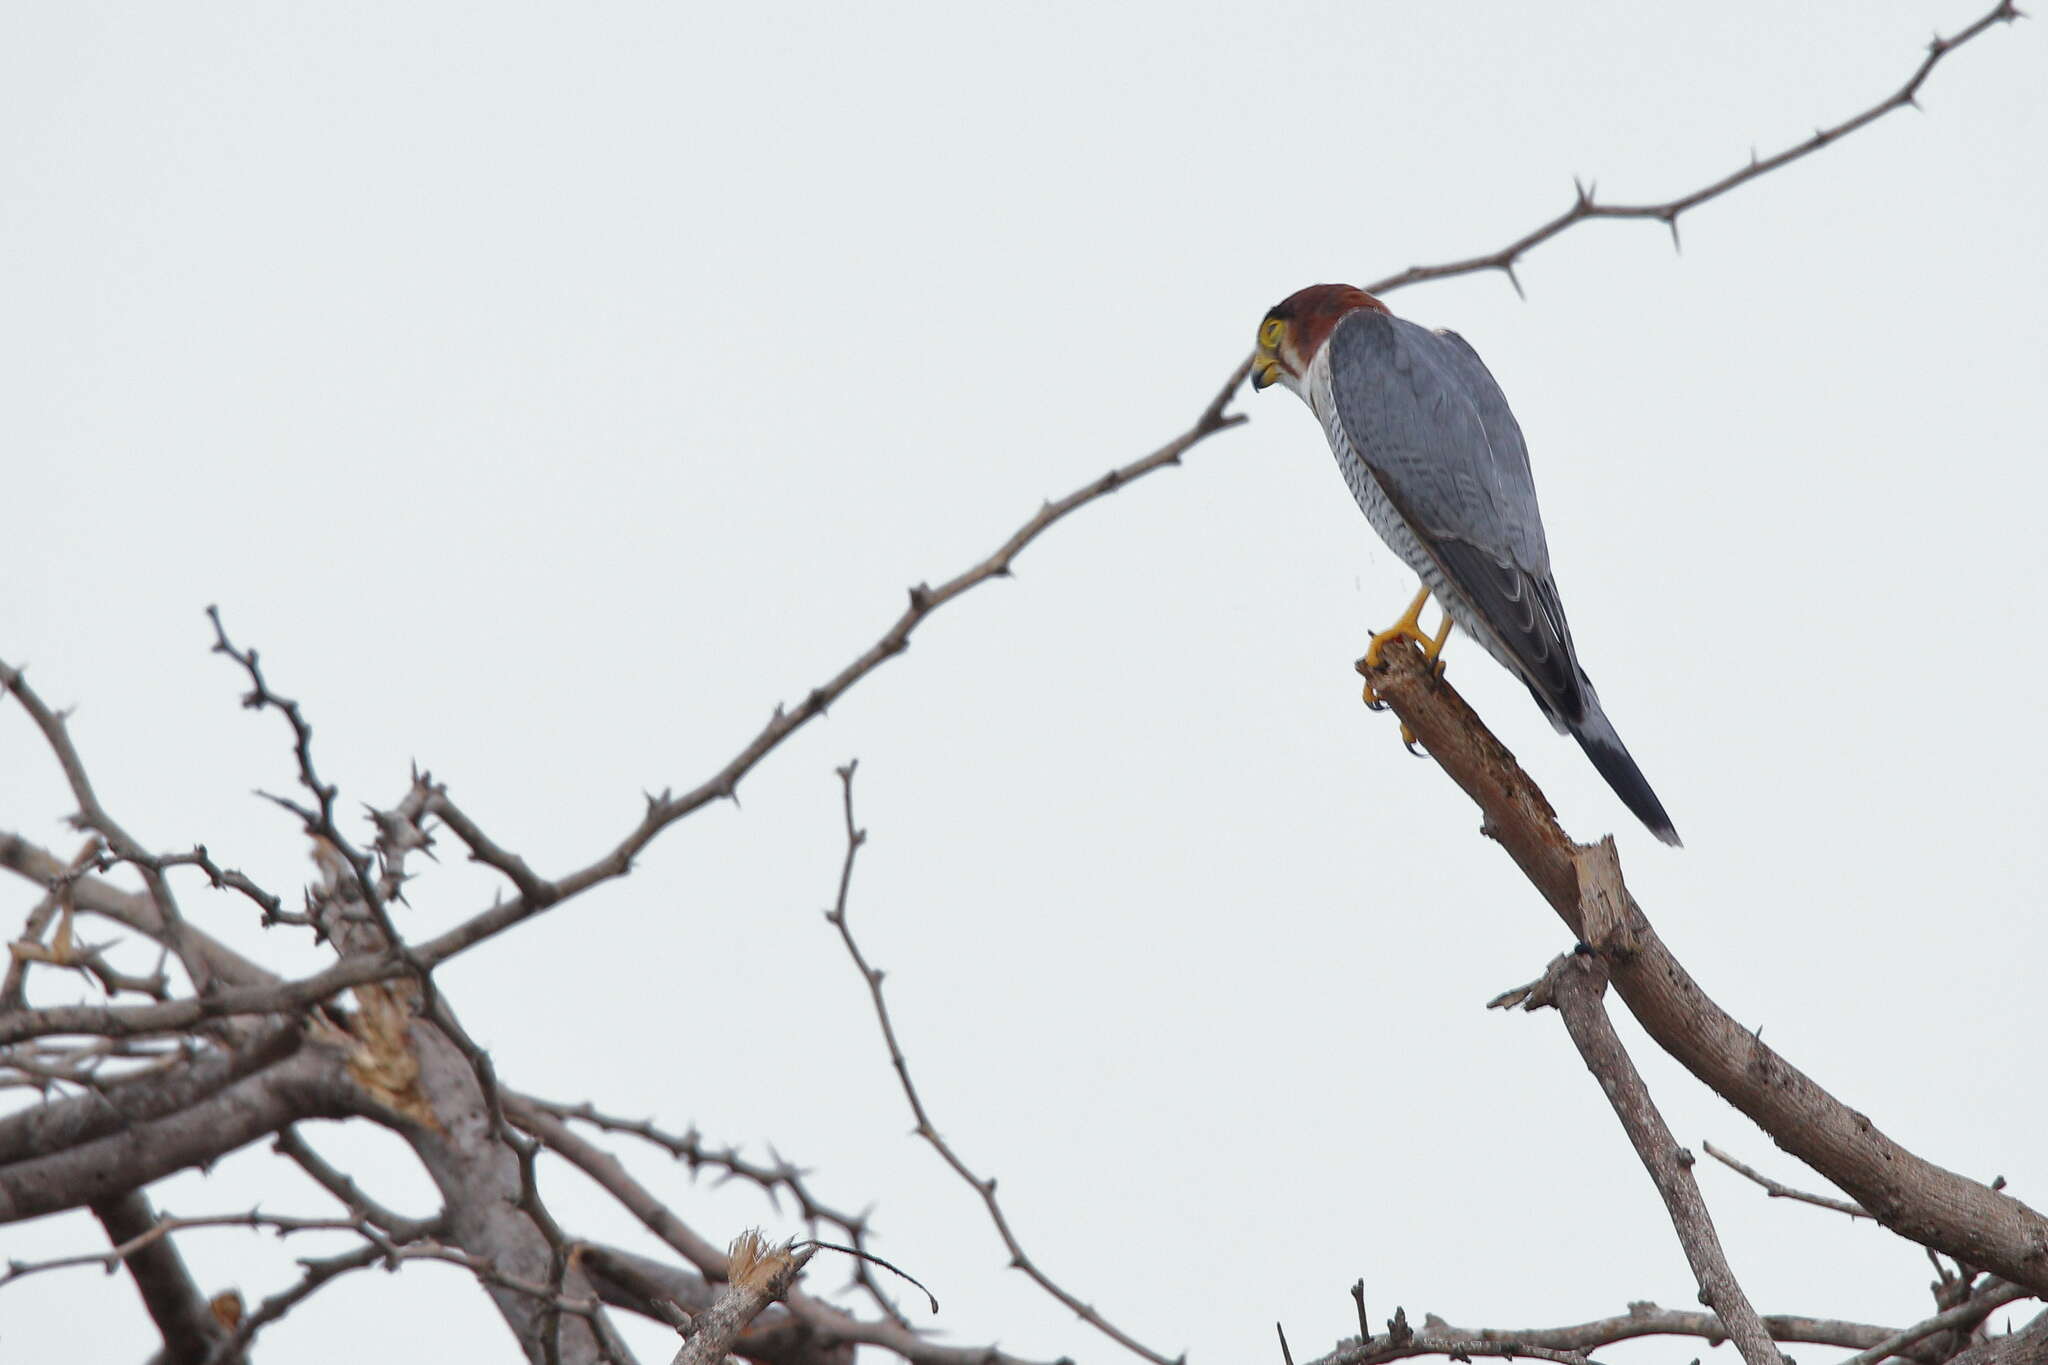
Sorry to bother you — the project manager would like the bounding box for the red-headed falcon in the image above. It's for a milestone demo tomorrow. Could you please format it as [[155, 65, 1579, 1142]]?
[[1253, 283, 1680, 846]]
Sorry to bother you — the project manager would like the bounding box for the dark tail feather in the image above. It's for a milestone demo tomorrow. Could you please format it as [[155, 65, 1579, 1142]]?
[[1568, 697, 1682, 848]]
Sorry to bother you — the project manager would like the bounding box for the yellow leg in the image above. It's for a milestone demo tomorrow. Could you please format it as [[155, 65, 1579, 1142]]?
[[1424, 613, 1455, 671], [1363, 585, 1434, 669]]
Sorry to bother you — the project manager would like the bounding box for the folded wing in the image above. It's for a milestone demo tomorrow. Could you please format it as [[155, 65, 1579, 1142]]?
[[1322, 312, 1585, 726]]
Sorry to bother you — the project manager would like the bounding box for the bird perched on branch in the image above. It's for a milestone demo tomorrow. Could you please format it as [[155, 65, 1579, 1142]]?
[[1252, 284, 1680, 846]]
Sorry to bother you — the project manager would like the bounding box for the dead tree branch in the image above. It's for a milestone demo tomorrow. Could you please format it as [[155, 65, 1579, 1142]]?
[[671, 1232, 816, 1365], [1498, 954, 1781, 1365], [1359, 639, 2048, 1292]]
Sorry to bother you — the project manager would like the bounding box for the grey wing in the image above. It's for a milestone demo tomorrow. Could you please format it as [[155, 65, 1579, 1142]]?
[[1324, 312, 1585, 723]]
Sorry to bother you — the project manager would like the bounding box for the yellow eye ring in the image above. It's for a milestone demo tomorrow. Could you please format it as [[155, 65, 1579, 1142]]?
[[1259, 319, 1286, 349]]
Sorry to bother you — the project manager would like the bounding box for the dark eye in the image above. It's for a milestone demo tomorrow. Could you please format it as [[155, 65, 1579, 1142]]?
[[1259, 319, 1285, 349]]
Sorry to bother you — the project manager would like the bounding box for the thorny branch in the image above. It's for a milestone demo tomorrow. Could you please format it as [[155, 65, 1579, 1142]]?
[[1362, 0, 2023, 299], [513, 1097, 1053, 1365], [399, 360, 1251, 969], [822, 762, 1181, 1365], [518, 1094, 909, 1325]]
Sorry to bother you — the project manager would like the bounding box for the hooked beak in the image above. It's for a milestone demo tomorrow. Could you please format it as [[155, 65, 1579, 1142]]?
[[1251, 355, 1282, 391]]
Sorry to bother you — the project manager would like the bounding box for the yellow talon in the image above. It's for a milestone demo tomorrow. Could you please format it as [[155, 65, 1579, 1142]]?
[[1360, 587, 1457, 712]]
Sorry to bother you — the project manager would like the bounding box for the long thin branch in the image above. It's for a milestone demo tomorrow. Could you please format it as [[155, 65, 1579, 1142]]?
[[398, 365, 1249, 965], [822, 762, 1179, 1365], [1360, 639, 2048, 1292], [1502, 952, 1781, 1365], [1413, 1302, 1917, 1357], [3, 1208, 374, 1289], [1363, 1, 2021, 298], [0, 954, 399, 1045]]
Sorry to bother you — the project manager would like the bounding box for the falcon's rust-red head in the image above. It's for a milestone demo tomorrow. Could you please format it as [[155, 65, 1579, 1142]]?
[[1252, 284, 1388, 393]]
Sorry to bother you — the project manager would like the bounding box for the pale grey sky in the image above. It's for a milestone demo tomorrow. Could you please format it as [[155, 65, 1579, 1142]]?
[[3, 3, 2044, 1362]]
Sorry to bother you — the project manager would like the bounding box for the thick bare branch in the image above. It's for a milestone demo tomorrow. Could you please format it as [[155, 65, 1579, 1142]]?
[[0, 1040, 356, 1223], [388, 1012, 615, 1364], [1360, 640, 2048, 1293], [0, 1025, 299, 1166]]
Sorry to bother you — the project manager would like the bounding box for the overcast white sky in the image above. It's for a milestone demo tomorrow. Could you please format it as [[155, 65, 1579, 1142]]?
[[3, 3, 2044, 1362]]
